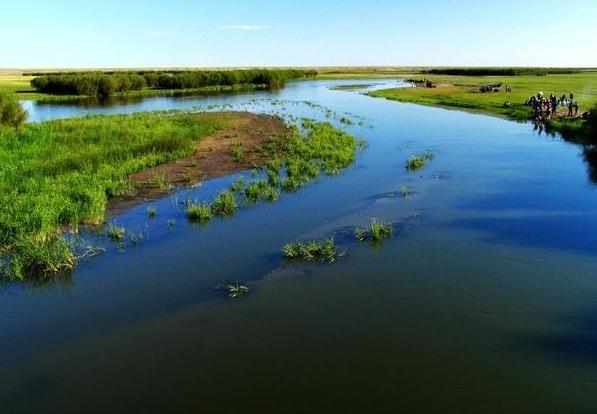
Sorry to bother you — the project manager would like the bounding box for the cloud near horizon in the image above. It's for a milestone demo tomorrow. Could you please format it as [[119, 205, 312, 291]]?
[[220, 25, 271, 32]]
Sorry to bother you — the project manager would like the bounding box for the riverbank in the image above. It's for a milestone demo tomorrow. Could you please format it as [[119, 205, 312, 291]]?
[[0, 111, 288, 280], [368, 72, 597, 140]]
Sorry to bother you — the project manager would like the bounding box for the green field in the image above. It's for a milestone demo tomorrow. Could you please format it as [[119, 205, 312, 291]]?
[[369, 72, 597, 124]]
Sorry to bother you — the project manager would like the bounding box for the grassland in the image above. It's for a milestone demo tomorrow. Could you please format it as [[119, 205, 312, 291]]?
[[369, 72, 597, 136]]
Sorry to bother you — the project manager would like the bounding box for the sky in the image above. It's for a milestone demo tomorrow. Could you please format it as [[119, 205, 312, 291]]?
[[1, 0, 596, 68]]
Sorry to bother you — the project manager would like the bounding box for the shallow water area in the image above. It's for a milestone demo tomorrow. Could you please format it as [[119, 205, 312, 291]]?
[[4, 79, 597, 413]]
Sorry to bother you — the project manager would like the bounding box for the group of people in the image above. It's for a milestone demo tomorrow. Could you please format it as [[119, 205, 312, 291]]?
[[527, 92, 579, 121]]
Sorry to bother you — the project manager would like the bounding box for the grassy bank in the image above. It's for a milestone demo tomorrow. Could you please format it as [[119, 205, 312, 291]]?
[[369, 72, 597, 136], [0, 112, 231, 280]]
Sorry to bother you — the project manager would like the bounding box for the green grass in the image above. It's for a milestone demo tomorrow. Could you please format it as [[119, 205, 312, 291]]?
[[282, 238, 339, 263], [0, 111, 227, 280], [230, 142, 245, 163], [244, 180, 280, 202], [355, 219, 393, 243], [211, 191, 238, 216], [185, 202, 213, 223], [370, 72, 597, 123]]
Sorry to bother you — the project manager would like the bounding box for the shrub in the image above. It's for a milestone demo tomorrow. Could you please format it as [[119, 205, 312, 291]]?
[[0, 93, 27, 128]]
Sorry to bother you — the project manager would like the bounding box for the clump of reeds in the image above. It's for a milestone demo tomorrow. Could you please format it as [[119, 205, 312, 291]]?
[[355, 219, 392, 242], [185, 201, 212, 223], [282, 238, 339, 263]]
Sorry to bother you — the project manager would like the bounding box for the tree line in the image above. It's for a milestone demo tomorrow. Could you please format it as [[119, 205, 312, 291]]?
[[30, 69, 317, 98]]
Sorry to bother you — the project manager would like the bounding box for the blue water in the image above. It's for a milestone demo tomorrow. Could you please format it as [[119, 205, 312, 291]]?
[[3, 79, 597, 413]]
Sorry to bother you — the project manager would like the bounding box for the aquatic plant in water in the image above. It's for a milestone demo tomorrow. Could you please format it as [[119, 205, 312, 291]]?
[[406, 151, 434, 171], [211, 191, 238, 216], [226, 281, 249, 298], [355, 219, 392, 243], [106, 224, 126, 241], [282, 238, 339, 263], [186, 202, 212, 223]]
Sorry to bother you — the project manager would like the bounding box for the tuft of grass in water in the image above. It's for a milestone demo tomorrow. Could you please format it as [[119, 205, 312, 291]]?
[[106, 224, 126, 241], [230, 177, 245, 192], [226, 281, 250, 298], [147, 207, 157, 218], [244, 180, 280, 203], [6, 237, 76, 281], [230, 142, 245, 163], [406, 151, 434, 171], [185, 201, 212, 223], [355, 219, 393, 243], [211, 191, 238, 216], [282, 238, 339, 263]]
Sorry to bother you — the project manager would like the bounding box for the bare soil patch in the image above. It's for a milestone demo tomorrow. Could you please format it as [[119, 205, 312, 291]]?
[[109, 112, 290, 214]]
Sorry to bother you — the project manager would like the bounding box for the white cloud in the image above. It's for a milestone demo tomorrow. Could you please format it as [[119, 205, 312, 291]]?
[[220, 25, 271, 32]]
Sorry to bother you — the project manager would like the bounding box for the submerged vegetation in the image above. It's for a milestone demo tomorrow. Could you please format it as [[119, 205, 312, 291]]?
[[355, 219, 393, 242], [282, 238, 339, 263], [406, 151, 434, 171], [30, 69, 316, 98], [225, 281, 250, 299]]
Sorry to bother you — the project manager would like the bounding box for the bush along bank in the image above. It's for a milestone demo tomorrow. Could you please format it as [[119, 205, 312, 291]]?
[[30, 69, 317, 98]]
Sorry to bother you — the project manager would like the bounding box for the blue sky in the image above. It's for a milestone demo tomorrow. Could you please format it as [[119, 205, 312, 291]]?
[[1, 0, 596, 68]]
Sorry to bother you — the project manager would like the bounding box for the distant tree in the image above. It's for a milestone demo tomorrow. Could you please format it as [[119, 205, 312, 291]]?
[[98, 76, 117, 98]]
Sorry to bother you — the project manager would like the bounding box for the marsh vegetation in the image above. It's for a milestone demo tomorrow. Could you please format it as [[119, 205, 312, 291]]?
[[0, 112, 225, 280], [355, 219, 393, 243], [282, 238, 339, 263]]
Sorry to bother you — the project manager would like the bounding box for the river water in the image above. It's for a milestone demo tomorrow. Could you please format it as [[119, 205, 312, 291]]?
[[3, 79, 597, 413]]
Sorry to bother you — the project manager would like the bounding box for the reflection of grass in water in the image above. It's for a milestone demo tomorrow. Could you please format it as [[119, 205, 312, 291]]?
[[282, 238, 339, 263]]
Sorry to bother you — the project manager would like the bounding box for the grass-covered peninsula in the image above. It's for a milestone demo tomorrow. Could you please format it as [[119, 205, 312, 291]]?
[[369, 71, 597, 140]]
